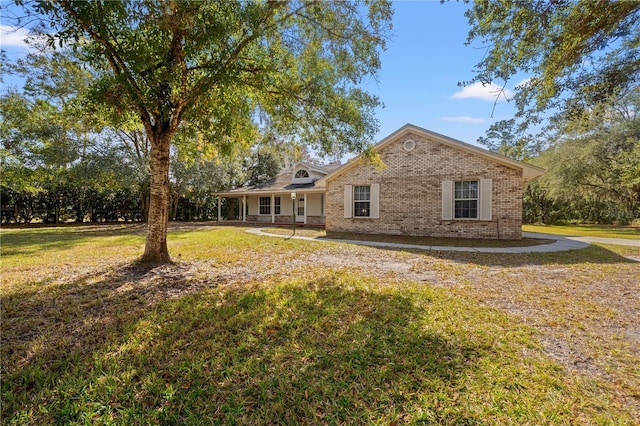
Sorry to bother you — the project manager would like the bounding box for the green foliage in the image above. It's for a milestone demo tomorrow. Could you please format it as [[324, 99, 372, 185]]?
[[523, 89, 640, 225], [244, 145, 286, 187], [465, 0, 640, 124], [17, 0, 393, 261], [476, 118, 542, 161], [27, 0, 392, 155]]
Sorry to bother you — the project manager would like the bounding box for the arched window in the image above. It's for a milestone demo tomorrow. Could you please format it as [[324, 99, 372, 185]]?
[[294, 169, 309, 178]]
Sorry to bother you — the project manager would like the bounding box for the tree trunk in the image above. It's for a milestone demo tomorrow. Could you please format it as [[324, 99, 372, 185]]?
[[141, 133, 172, 263]]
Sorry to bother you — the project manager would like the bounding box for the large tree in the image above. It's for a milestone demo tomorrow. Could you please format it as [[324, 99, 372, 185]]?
[[465, 0, 640, 129], [17, 0, 392, 263]]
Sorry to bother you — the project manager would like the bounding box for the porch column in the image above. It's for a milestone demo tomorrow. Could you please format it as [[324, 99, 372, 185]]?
[[271, 194, 275, 223], [242, 196, 247, 222], [217, 197, 221, 221], [302, 193, 307, 225]]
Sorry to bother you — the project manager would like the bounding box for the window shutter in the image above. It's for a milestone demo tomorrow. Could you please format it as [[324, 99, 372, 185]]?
[[370, 183, 380, 219], [343, 185, 353, 218], [441, 180, 453, 220], [480, 178, 492, 221]]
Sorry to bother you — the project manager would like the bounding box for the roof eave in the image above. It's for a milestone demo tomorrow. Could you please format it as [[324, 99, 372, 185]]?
[[317, 123, 546, 184]]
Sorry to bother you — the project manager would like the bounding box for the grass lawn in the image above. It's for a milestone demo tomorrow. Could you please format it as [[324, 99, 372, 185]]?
[[2, 224, 639, 424], [523, 223, 640, 240]]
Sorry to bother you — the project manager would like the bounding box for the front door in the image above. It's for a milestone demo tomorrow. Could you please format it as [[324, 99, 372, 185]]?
[[296, 197, 305, 223]]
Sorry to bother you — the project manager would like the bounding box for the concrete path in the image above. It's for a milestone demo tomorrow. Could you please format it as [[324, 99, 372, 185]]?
[[551, 235, 640, 247], [246, 228, 606, 253], [247, 229, 639, 254]]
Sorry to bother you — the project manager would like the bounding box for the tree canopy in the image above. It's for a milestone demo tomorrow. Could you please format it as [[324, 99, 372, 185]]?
[[465, 0, 640, 127], [15, 0, 393, 262]]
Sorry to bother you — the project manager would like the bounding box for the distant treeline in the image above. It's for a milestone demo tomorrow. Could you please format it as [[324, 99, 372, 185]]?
[[0, 185, 233, 224]]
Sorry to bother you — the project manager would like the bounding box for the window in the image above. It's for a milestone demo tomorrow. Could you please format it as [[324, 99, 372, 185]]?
[[294, 169, 309, 178], [454, 181, 478, 219], [353, 185, 371, 217], [259, 197, 271, 215], [274, 196, 281, 215], [297, 197, 305, 216]]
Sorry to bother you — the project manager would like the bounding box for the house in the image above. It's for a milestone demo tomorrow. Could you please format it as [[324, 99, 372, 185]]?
[[214, 161, 340, 226], [214, 124, 544, 239]]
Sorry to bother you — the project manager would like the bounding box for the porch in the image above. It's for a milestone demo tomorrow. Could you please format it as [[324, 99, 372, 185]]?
[[214, 190, 326, 227]]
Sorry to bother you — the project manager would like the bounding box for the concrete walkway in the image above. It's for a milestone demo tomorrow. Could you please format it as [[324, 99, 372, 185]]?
[[246, 228, 615, 253], [552, 235, 640, 247]]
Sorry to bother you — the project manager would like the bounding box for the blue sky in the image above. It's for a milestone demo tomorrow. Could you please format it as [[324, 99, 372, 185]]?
[[1, 1, 522, 147], [364, 1, 520, 145]]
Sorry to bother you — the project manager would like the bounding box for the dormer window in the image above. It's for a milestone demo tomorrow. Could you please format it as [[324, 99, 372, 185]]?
[[294, 169, 309, 179]]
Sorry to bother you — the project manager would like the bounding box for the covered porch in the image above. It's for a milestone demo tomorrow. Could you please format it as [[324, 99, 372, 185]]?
[[213, 189, 326, 227]]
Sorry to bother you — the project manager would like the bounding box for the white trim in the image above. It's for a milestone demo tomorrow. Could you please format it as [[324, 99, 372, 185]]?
[[242, 196, 247, 222], [317, 124, 544, 186], [453, 180, 479, 220], [271, 194, 275, 223]]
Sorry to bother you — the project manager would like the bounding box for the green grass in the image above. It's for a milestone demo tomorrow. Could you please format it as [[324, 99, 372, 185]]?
[[1, 224, 637, 424], [524, 223, 640, 239]]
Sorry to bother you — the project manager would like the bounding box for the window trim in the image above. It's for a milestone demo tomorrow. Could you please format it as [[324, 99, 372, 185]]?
[[453, 180, 479, 219], [274, 196, 281, 215], [259, 196, 271, 215], [294, 169, 309, 179], [353, 185, 371, 218]]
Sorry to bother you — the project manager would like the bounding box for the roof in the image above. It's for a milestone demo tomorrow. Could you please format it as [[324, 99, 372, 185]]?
[[316, 123, 545, 186], [215, 162, 338, 196]]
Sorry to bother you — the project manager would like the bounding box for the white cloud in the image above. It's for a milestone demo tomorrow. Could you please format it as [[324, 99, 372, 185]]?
[[451, 82, 513, 102], [440, 116, 486, 124], [514, 77, 532, 89], [0, 25, 31, 49]]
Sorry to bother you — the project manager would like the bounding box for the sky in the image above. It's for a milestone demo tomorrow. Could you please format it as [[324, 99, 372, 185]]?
[[362, 1, 521, 146], [0, 1, 524, 148]]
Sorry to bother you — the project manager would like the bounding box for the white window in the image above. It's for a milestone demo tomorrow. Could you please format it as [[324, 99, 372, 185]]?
[[294, 169, 309, 178], [454, 181, 478, 219], [259, 196, 271, 215], [344, 184, 379, 219], [274, 196, 281, 215], [353, 185, 371, 217]]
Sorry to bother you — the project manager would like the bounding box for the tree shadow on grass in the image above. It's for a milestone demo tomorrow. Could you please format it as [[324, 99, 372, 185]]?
[[2, 264, 487, 425]]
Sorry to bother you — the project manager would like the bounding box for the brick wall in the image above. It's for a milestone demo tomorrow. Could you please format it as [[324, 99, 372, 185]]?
[[325, 132, 523, 239], [246, 215, 325, 226]]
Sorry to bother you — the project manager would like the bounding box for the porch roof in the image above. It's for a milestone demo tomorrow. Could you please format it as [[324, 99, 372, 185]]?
[[215, 169, 327, 197]]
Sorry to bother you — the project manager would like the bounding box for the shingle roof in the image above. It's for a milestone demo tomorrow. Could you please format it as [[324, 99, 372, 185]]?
[[217, 163, 338, 196]]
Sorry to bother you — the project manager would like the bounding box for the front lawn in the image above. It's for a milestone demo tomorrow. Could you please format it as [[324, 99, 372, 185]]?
[[523, 223, 640, 239], [1, 224, 638, 424]]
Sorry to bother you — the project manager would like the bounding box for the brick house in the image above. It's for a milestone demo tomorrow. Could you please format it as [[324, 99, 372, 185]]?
[[215, 124, 544, 239]]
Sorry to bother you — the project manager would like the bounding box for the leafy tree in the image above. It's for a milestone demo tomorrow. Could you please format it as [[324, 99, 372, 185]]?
[[0, 40, 150, 223], [525, 89, 640, 224], [465, 1, 640, 128], [17, 0, 392, 263], [244, 144, 286, 187], [476, 118, 542, 161]]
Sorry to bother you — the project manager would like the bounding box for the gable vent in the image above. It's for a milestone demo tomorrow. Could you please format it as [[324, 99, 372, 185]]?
[[403, 139, 416, 152]]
